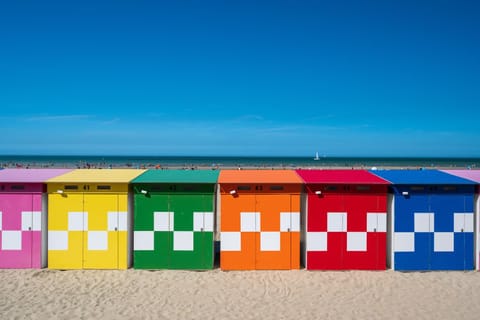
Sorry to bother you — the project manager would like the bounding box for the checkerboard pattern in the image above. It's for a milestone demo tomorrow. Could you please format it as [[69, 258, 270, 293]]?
[[48, 211, 127, 251], [0, 210, 43, 269], [133, 211, 213, 251], [221, 212, 300, 252], [306, 212, 386, 252], [394, 212, 473, 253], [0, 211, 42, 250]]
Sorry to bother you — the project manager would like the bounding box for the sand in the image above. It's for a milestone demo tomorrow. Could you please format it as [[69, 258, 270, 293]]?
[[1, 269, 479, 319]]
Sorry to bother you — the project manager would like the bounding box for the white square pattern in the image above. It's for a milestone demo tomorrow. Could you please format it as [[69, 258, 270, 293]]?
[[193, 212, 214, 232], [154, 212, 174, 231], [347, 232, 367, 251], [394, 211, 474, 253], [395, 233, 415, 252], [280, 212, 300, 232], [21, 211, 42, 231], [454, 213, 474, 233], [434, 232, 454, 252], [414, 213, 434, 232], [48, 231, 68, 250], [221, 232, 241, 251], [1, 231, 22, 250], [108, 211, 128, 231], [260, 232, 280, 251], [306, 232, 327, 251], [367, 213, 387, 232], [173, 231, 194, 251], [327, 212, 347, 232], [68, 212, 87, 231], [88, 231, 108, 250], [241, 212, 260, 232], [134, 231, 154, 251], [306, 212, 387, 252]]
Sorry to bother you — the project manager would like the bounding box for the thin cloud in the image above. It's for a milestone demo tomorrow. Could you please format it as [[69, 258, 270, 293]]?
[[101, 117, 120, 125], [25, 114, 94, 122]]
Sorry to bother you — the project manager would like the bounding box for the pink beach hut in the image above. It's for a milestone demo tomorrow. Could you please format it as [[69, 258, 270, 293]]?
[[0, 169, 71, 268], [442, 170, 480, 270]]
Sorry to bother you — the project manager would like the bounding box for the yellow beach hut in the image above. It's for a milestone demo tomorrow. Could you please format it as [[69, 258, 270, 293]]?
[[46, 169, 145, 269]]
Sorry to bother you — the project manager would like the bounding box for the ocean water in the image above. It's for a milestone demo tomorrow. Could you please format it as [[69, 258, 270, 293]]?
[[0, 155, 479, 169]]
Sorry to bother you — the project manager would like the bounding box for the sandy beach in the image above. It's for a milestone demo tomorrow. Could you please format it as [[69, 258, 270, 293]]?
[[1, 269, 479, 319]]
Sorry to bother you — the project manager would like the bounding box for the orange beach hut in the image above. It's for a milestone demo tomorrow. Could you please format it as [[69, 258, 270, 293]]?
[[218, 170, 302, 270]]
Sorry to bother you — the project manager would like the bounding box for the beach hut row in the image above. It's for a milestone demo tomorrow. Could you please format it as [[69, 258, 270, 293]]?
[[0, 168, 479, 271]]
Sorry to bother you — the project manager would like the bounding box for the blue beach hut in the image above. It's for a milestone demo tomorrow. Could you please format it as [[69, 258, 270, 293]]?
[[370, 170, 476, 271]]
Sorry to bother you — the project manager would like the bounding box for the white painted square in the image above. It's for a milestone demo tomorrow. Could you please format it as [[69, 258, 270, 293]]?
[[32, 211, 42, 231], [108, 211, 128, 231], [88, 231, 108, 251], [193, 212, 214, 232], [108, 211, 118, 231], [367, 213, 386, 232], [260, 232, 280, 251], [203, 212, 214, 232], [21, 211, 32, 231], [68, 212, 87, 231], [221, 232, 241, 251], [434, 232, 454, 252], [21, 211, 42, 231], [327, 212, 347, 232], [193, 212, 203, 231], [394, 232, 415, 252], [118, 212, 127, 231], [241, 212, 260, 232], [154, 212, 174, 231], [134, 231, 154, 251], [347, 232, 367, 251], [454, 213, 474, 233], [173, 231, 194, 251], [0, 212, 2, 230], [48, 231, 68, 250], [1, 231, 22, 250], [306, 232, 327, 251], [280, 212, 300, 232], [414, 213, 434, 232]]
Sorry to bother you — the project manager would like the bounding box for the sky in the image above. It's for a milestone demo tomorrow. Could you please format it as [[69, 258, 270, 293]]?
[[0, 0, 479, 157]]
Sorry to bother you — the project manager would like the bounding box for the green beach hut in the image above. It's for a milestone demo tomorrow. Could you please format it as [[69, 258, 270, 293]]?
[[132, 170, 219, 269]]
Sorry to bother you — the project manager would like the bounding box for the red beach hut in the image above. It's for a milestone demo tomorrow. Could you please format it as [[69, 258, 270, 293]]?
[[296, 169, 390, 270]]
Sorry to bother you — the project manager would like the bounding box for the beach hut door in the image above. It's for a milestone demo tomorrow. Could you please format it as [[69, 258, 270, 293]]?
[[83, 194, 120, 269], [0, 192, 36, 268]]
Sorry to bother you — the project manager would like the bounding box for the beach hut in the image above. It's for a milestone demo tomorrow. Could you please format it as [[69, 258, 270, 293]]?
[[371, 170, 476, 271], [46, 169, 145, 269], [219, 170, 302, 270], [131, 170, 219, 270], [295, 169, 390, 270], [0, 169, 71, 268], [442, 170, 480, 270]]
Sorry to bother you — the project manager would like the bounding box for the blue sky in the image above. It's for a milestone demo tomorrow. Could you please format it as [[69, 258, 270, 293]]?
[[1, 0, 479, 157]]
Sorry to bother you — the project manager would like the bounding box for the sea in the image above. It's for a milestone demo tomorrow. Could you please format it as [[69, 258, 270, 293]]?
[[0, 155, 479, 170]]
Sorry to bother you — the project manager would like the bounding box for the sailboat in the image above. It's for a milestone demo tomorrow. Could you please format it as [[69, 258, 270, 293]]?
[[314, 152, 320, 160]]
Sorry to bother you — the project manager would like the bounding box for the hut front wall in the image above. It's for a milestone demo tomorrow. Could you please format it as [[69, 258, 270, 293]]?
[[47, 183, 129, 269], [0, 186, 44, 268], [220, 183, 301, 270], [305, 184, 388, 270], [392, 185, 475, 270], [133, 183, 215, 270]]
